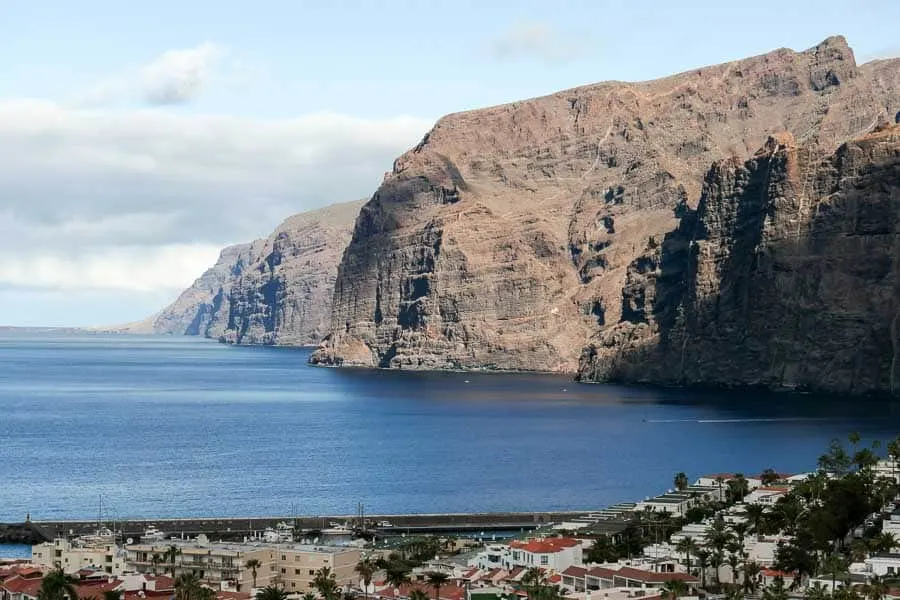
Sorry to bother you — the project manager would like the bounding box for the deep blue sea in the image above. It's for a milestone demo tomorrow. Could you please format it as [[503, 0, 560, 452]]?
[[2, 332, 899, 522]]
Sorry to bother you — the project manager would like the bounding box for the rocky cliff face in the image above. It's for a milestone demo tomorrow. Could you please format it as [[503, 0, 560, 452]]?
[[311, 36, 900, 381], [580, 124, 900, 395], [149, 199, 364, 346]]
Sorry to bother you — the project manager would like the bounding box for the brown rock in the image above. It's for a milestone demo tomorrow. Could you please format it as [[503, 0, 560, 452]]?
[[150, 199, 364, 346], [312, 36, 900, 375]]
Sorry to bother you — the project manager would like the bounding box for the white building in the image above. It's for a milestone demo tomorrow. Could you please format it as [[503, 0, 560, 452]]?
[[884, 509, 900, 538], [873, 460, 900, 484], [865, 554, 900, 577], [472, 538, 582, 573], [32, 536, 127, 576], [744, 487, 790, 506]]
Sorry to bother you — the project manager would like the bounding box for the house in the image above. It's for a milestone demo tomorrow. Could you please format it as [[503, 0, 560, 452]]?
[[32, 537, 127, 576], [473, 539, 583, 574], [759, 569, 796, 589], [561, 566, 587, 591], [744, 487, 790, 506], [694, 475, 763, 491], [0, 574, 43, 600], [574, 565, 697, 592], [866, 554, 900, 577], [883, 509, 900, 538], [375, 582, 467, 600]]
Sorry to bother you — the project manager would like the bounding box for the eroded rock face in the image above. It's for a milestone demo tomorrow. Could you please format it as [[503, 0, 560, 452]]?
[[149, 200, 364, 346], [580, 125, 900, 395], [312, 36, 900, 375]]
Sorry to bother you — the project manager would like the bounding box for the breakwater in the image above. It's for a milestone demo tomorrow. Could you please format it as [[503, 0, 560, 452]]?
[[6, 511, 592, 544]]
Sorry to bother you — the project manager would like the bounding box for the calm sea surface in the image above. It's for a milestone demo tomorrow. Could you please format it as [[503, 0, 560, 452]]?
[[2, 332, 899, 522]]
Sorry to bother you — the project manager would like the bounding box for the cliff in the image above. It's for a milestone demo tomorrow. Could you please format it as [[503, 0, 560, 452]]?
[[148, 199, 364, 346], [311, 36, 900, 380], [580, 124, 900, 395]]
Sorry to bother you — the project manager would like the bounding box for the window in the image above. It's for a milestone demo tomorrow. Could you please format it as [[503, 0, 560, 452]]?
[[295, 570, 301, 575], [540, 556, 549, 566], [281, 568, 286, 574], [282, 555, 286, 561], [291, 584, 296, 589], [309, 570, 315, 576]]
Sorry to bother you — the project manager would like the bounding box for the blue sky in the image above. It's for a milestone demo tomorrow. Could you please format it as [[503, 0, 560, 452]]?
[[1, 0, 898, 327]]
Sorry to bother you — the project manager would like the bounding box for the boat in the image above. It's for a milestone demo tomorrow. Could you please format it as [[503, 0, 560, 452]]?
[[321, 524, 353, 535], [143, 526, 166, 542]]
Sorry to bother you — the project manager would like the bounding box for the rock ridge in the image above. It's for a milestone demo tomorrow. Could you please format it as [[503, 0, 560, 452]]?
[[311, 36, 900, 386]]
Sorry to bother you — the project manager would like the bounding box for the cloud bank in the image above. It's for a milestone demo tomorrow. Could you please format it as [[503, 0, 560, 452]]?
[[490, 22, 587, 62]]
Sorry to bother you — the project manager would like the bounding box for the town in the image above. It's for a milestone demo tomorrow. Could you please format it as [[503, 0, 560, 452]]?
[[3, 436, 899, 600]]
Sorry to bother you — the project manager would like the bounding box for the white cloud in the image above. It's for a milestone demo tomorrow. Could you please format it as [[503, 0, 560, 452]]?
[[491, 22, 588, 62], [0, 99, 433, 303], [141, 42, 222, 105], [72, 43, 225, 107]]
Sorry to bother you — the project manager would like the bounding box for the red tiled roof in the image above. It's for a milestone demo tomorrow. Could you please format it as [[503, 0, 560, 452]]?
[[377, 583, 465, 600], [216, 592, 250, 600], [75, 579, 123, 599], [122, 591, 172, 600], [614, 568, 697, 584], [149, 576, 175, 591], [2, 575, 43, 598], [702, 473, 736, 480], [561, 566, 587, 578], [761, 569, 794, 578], [509, 538, 579, 554], [585, 567, 617, 580], [508, 567, 525, 579], [548, 575, 561, 584]]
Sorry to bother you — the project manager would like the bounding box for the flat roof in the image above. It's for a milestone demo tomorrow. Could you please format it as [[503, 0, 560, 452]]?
[[126, 541, 356, 554]]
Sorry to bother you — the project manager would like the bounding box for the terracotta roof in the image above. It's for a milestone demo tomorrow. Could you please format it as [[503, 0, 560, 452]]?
[[508, 567, 525, 580], [548, 575, 561, 584], [149, 576, 175, 591], [585, 567, 617, 580], [761, 569, 794, 577], [122, 591, 173, 600], [75, 579, 123, 599], [508, 538, 580, 554], [561, 566, 587, 578], [215, 592, 250, 600], [2, 575, 44, 598], [614, 568, 697, 584], [376, 583, 465, 600]]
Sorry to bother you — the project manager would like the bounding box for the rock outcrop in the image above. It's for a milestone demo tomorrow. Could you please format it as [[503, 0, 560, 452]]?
[[311, 36, 900, 382], [148, 199, 364, 346], [580, 124, 900, 395]]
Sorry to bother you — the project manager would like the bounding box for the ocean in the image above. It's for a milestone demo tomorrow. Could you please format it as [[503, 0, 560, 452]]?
[[1, 332, 897, 522]]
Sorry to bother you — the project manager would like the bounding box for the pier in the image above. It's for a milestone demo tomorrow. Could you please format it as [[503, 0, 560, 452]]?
[[4, 510, 598, 544]]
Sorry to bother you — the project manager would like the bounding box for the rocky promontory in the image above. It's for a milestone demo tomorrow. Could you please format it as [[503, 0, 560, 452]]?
[[145, 199, 364, 346], [310, 36, 900, 390]]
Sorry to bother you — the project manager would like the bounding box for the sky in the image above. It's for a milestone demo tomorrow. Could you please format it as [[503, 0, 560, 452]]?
[[1, 0, 898, 327]]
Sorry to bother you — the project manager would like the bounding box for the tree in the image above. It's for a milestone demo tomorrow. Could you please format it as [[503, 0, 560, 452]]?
[[355, 558, 377, 600], [151, 553, 163, 577], [744, 505, 767, 535], [729, 474, 750, 503], [164, 545, 182, 577], [103, 591, 123, 600], [245, 559, 262, 590], [821, 553, 847, 593], [425, 572, 449, 600], [868, 533, 898, 554], [408, 591, 430, 600], [695, 549, 710, 589], [302, 593, 318, 600], [38, 569, 78, 600], [731, 522, 750, 552], [804, 582, 831, 600], [742, 562, 761, 595], [176, 574, 213, 600], [586, 536, 619, 563], [674, 472, 690, 492], [762, 576, 789, 600], [727, 553, 741, 586], [256, 587, 289, 600], [862, 575, 889, 600], [312, 567, 340, 600], [385, 567, 410, 592], [661, 579, 688, 600], [675, 537, 698, 573], [761, 469, 780, 486]]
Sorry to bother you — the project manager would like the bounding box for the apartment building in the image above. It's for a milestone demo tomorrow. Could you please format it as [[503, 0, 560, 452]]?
[[124, 538, 360, 593], [32, 537, 127, 576]]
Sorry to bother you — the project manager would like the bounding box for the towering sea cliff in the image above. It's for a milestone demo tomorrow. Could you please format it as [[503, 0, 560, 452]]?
[[311, 37, 900, 394], [148, 199, 364, 346]]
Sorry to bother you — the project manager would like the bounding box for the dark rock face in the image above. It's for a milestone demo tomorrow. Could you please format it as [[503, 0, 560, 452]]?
[[149, 200, 364, 346], [312, 36, 900, 381], [579, 125, 900, 395]]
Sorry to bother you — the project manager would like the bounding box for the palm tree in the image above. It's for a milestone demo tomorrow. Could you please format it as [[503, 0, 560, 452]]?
[[674, 472, 690, 491], [869, 533, 898, 554], [804, 582, 830, 600], [863, 576, 889, 600], [385, 567, 410, 593], [103, 592, 123, 600], [744, 504, 767, 536], [151, 553, 163, 577], [676, 537, 698, 573], [731, 522, 750, 551], [355, 558, 377, 600], [175, 574, 204, 600], [408, 591, 429, 600], [729, 474, 750, 503], [38, 569, 78, 600], [245, 559, 262, 590], [661, 579, 688, 600], [256, 587, 288, 600], [164, 545, 182, 577], [727, 554, 741, 586], [695, 549, 710, 588], [822, 553, 847, 593], [312, 567, 340, 600], [425, 572, 449, 600], [742, 562, 761, 596], [760, 469, 780, 486], [762, 576, 789, 600], [302, 593, 318, 600]]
